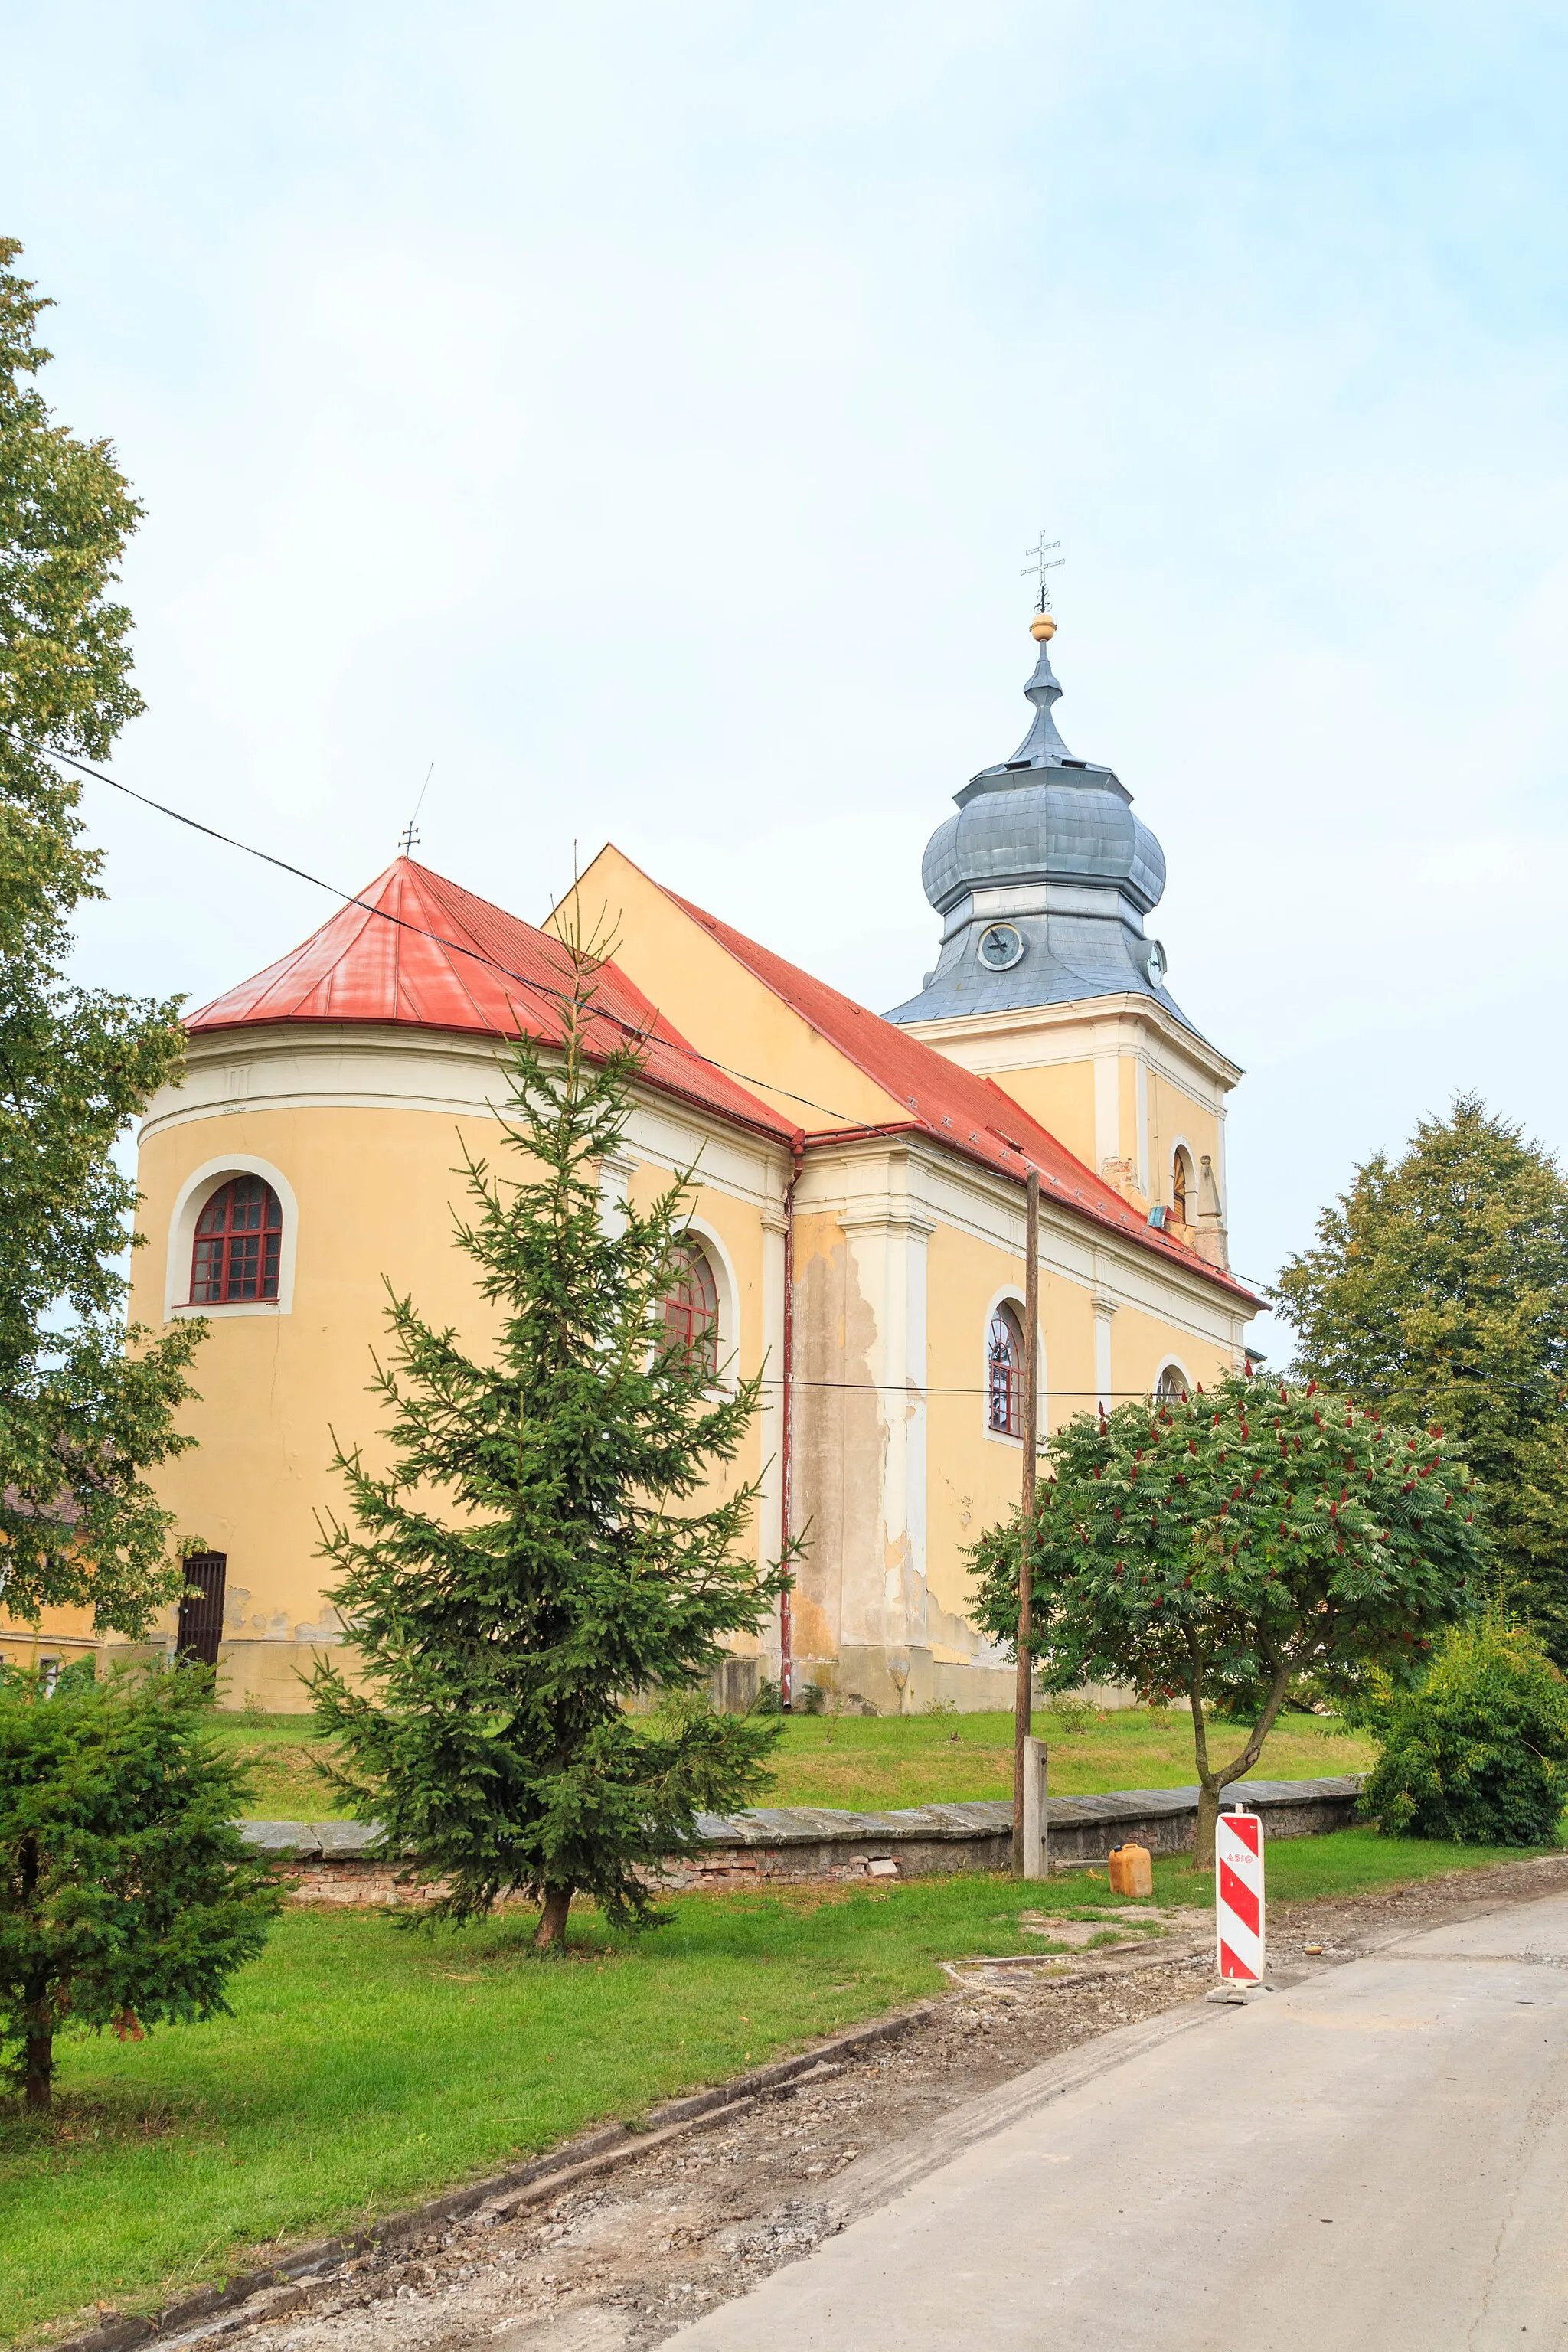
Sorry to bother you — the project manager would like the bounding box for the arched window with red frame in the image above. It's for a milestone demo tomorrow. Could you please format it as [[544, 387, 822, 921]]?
[[988, 1303, 1026, 1438], [1171, 1147, 1194, 1227], [663, 1242, 720, 1379], [191, 1175, 283, 1303]]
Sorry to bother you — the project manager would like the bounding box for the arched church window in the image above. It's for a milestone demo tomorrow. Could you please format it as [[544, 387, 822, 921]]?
[[1171, 1148, 1194, 1227], [191, 1176, 283, 1303], [663, 1242, 720, 1378], [988, 1304, 1026, 1439], [1155, 1364, 1190, 1406]]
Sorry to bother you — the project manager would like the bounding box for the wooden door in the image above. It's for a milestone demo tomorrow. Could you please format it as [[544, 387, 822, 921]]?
[[176, 1553, 227, 1668]]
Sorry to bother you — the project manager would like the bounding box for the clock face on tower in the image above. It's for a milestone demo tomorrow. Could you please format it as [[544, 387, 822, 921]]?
[[1145, 940, 1166, 989], [976, 923, 1024, 972]]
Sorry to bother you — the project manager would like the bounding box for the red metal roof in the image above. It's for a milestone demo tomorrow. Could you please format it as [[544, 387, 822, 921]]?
[[659, 884, 1257, 1306], [187, 858, 795, 1142]]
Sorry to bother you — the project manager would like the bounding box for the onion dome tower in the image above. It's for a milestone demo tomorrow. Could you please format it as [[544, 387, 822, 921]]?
[[884, 610, 1181, 1026], [884, 602, 1240, 1266]]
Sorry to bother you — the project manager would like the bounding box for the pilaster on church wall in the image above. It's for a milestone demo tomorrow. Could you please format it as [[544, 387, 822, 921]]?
[[756, 1204, 789, 1628], [783, 1148, 945, 1710], [835, 1203, 933, 1658]]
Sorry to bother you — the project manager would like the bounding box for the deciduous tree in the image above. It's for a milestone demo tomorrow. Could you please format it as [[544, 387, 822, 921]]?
[[970, 1370, 1485, 1866], [1272, 1093, 1568, 1660], [0, 238, 201, 1633]]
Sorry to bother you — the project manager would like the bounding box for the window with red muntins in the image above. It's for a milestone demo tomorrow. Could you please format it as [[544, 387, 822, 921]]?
[[663, 1243, 719, 1377], [988, 1303, 1025, 1438], [191, 1175, 283, 1303]]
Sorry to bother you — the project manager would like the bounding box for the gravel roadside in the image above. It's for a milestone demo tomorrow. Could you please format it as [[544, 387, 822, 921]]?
[[69, 1853, 1568, 2352]]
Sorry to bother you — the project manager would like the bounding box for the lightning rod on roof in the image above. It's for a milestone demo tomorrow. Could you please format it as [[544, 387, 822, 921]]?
[[399, 762, 436, 858]]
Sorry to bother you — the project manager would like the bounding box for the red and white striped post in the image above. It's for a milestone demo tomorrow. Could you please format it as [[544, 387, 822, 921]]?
[[1216, 1806, 1265, 1984]]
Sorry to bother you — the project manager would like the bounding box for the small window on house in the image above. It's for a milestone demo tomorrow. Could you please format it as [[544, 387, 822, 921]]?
[[191, 1176, 283, 1303], [663, 1243, 720, 1378], [1156, 1365, 1190, 1406], [1171, 1148, 1194, 1227], [988, 1304, 1026, 1439]]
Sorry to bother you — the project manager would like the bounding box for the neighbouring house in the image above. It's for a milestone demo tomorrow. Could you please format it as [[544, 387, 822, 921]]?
[[2, 609, 1254, 1710]]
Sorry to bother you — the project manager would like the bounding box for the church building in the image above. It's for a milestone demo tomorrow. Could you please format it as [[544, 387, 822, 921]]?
[[3, 609, 1255, 1710]]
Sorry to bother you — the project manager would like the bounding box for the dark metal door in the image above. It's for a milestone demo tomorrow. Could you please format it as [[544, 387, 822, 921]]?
[[176, 1553, 227, 1667]]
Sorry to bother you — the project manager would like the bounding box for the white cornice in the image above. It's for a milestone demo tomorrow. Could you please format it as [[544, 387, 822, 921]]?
[[901, 995, 1243, 1095], [141, 1025, 792, 1213], [796, 1129, 1253, 1342]]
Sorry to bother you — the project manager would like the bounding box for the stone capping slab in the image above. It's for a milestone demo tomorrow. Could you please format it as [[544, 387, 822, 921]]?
[[690, 1776, 1364, 1848], [237, 1776, 1364, 1870], [237, 1821, 378, 1859]]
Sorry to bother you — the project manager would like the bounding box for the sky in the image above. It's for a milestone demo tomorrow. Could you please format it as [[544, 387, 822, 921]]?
[[7, 0, 1568, 1348]]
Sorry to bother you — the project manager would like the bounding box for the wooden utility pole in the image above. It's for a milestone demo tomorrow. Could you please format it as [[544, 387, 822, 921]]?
[[1012, 1169, 1040, 1876]]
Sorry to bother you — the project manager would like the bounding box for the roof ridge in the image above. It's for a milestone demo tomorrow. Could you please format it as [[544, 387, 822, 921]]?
[[645, 878, 1252, 1304], [398, 860, 529, 1034], [185, 855, 795, 1146]]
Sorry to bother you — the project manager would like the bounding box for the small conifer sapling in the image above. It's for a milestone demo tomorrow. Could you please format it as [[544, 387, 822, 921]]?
[[0, 1662, 281, 2112]]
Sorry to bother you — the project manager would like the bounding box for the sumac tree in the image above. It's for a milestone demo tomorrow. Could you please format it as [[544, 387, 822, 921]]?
[[970, 1369, 1487, 1865]]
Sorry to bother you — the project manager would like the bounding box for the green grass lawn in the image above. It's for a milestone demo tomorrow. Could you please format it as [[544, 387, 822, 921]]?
[[1, 1829, 1541, 2346], [215, 1706, 1376, 1822]]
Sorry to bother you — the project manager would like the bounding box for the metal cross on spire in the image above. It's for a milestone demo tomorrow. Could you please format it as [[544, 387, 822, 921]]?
[[1021, 530, 1065, 615]]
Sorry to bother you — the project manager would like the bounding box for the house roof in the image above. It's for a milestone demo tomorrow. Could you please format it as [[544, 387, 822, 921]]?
[[658, 882, 1257, 1306], [186, 858, 795, 1143]]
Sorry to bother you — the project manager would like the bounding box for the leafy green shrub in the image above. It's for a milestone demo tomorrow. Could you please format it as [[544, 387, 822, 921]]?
[[1361, 1620, 1568, 1845], [1047, 1694, 1099, 1738]]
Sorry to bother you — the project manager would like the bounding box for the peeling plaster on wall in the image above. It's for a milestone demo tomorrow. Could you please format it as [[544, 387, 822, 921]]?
[[292, 1610, 344, 1642], [884, 1529, 923, 1656], [223, 1586, 251, 1630], [790, 1210, 998, 1687], [925, 1581, 1008, 1668], [790, 1217, 878, 1668]]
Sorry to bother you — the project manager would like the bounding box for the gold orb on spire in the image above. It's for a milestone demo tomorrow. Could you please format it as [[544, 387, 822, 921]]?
[[1030, 612, 1057, 642]]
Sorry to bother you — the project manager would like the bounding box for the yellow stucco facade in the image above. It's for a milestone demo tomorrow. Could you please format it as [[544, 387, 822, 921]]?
[[2, 805, 1253, 1710]]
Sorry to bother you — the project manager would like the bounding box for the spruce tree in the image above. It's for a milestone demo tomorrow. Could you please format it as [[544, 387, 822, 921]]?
[[0, 239, 201, 1634], [1272, 1095, 1568, 1659], [310, 955, 786, 1949], [0, 1661, 281, 2112]]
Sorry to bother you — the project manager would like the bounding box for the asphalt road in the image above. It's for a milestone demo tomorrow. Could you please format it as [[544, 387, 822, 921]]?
[[667, 1889, 1568, 2350]]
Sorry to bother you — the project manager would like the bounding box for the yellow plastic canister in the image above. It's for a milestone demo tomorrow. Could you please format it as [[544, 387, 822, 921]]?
[[1108, 1842, 1153, 1898]]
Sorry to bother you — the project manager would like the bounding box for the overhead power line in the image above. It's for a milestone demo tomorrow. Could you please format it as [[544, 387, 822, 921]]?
[[47, 743, 1266, 1289], [45, 746, 861, 1125]]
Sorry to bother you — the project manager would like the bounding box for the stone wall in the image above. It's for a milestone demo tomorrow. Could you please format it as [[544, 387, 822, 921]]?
[[241, 1775, 1364, 1905]]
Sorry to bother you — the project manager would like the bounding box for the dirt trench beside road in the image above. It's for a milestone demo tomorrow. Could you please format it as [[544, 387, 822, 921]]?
[[124, 1854, 1568, 2352]]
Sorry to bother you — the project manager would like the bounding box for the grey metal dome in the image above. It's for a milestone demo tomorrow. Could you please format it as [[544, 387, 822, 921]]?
[[920, 776, 1167, 917], [885, 626, 1190, 1028]]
